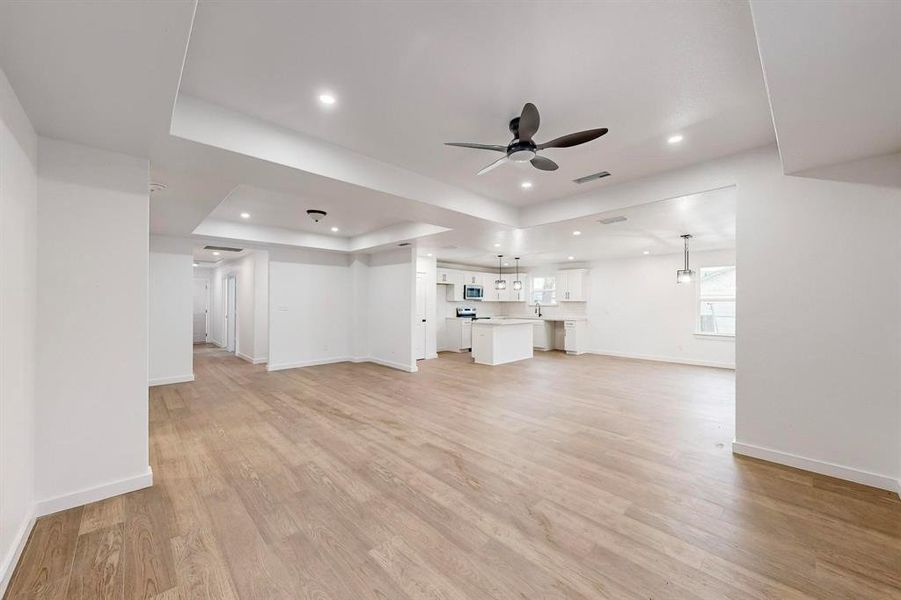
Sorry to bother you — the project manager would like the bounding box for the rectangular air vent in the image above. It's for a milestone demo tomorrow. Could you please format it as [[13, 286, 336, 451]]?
[[598, 215, 628, 225], [573, 170, 611, 184], [203, 245, 243, 252]]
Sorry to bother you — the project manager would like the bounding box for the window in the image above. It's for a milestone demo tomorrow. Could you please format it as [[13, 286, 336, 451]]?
[[697, 266, 735, 336], [530, 275, 557, 305]]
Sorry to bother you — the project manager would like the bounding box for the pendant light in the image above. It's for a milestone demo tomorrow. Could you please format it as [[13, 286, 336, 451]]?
[[513, 257, 523, 291], [676, 234, 694, 284], [494, 255, 507, 290]]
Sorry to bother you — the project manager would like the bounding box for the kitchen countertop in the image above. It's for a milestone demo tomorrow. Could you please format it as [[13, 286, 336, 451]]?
[[471, 318, 536, 326], [498, 316, 588, 322]]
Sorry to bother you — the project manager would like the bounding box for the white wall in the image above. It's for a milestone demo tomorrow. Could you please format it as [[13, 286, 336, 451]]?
[[268, 248, 351, 370], [35, 137, 151, 514], [0, 67, 37, 594], [587, 249, 736, 368], [253, 250, 269, 362], [149, 236, 194, 385], [735, 149, 901, 492], [367, 247, 416, 372]]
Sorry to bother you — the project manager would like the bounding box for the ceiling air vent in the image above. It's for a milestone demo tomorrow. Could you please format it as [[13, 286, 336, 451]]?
[[598, 215, 627, 225], [573, 170, 611, 184], [398, 242, 412, 247], [203, 245, 243, 252]]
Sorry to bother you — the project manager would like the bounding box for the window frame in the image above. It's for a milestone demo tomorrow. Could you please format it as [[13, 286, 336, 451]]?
[[695, 265, 736, 338], [528, 272, 558, 306]]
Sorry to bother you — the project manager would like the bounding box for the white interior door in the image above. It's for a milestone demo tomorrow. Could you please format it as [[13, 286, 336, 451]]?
[[226, 276, 237, 353], [415, 272, 427, 360], [192, 278, 209, 343]]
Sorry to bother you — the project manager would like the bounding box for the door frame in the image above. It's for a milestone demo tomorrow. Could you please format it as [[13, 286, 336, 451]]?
[[224, 274, 238, 353]]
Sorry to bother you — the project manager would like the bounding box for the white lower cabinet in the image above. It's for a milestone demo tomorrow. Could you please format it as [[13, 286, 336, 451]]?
[[532, 320, 554, 350], [563, 320, 587, 354], [445, 318, 473, 351]]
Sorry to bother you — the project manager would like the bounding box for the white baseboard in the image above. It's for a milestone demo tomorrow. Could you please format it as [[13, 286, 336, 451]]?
[[148, 373, 194, 387], [368, 357, 417, 372], [267, 356, 352, 372], [35, 467, 153, 517], [236, 351, 267, 365], [589, 349, 735, 370], [0, 510, 35, 597], [732, 441, 900, 495]]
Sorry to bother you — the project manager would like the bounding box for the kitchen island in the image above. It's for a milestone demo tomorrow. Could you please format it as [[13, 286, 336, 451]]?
[[471, 319, 534, 366]]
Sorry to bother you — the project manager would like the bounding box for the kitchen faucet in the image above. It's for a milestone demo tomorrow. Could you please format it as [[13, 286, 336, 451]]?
[[535, 301, 542, 317]]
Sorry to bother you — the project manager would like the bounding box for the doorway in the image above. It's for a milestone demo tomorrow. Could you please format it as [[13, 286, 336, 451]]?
[[193, 278, 209, 343], [225, 275, 237, 353]]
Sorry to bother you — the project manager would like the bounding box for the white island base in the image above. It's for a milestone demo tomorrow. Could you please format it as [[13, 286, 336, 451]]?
[[471, 319, 534, 366]]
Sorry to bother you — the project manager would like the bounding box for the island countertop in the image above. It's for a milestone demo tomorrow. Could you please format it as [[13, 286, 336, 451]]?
[[470, 319, 536, 326]]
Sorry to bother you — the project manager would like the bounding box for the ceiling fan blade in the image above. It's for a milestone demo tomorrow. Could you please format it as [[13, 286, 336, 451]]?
[[530, 155, 558, 171], [537, 128, 608, 150], [445, 142, 507, 152], [517, 102, 540, 142], [477, 156, 509, 175]]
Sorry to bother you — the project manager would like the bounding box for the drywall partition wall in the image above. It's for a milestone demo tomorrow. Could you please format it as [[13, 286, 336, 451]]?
[[735, 149, 901, 492], [588, 249, 736, 368], [252, 250, 269, 363], [149, 236, 194, 385], [0, 67, 37, 594], [209, 252, 261, 361], [267, 248, 352, 370], [35, 137, 151, 515], [367, 247, 416, 372]]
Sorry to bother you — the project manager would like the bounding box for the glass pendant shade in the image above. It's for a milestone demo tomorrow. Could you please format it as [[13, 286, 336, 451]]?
[[676, 269, 694, 284], [495, 279, 507, 290], [513, 280, 523, 291]]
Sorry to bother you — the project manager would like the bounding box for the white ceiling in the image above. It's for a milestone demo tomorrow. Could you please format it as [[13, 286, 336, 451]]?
[[418, 186, 736, 267], [180, 1, 774, 207], [751, 0, 901, 174]]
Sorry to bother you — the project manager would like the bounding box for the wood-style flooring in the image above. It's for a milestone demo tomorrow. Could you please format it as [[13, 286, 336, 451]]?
[[6, 346, 901, 599]]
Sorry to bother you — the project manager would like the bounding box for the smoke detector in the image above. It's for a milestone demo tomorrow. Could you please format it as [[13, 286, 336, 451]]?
[[306, 209, 327, 223]]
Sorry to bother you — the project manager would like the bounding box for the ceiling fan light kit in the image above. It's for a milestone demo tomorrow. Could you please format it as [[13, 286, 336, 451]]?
[[446, 102, 608, 176]]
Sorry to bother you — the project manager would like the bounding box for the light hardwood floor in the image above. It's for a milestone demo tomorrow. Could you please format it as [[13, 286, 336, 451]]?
[[6, 346, 901, 599]]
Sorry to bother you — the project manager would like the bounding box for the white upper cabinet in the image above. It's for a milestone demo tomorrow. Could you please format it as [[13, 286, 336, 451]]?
[[436, 267, 529, 302], [557, 269, 588, 302]]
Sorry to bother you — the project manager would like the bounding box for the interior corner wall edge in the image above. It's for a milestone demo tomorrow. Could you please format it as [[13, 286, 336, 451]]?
[[367, 247, 416, 372], [35, 137, 151, 510], [0, 66, 38, 594], [149, 236, 194, 385]]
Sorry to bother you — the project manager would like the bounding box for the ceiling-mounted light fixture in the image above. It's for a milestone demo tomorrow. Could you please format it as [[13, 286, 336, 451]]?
[[495, 255, 507, 290], [513, 257, 523, 291], [306, 209, 327, 223], [676, 234, 694, 283]]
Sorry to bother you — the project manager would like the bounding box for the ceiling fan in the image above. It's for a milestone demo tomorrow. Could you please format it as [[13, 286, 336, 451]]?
[[446, 103, 608, 175]]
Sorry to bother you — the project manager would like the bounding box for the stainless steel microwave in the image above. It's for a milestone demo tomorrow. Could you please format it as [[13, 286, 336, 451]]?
[[463, 284, 484, 300]]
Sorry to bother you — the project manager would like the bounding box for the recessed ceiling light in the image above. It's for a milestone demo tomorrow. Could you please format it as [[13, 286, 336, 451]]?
[[212, 251, 220, 256], [667, 134, 684, 144], [318, 93, 336, 106], [494, 243, 501, 248], [572, 230, 581, 236], [193, 263, 198, 267], [503, 262, 509, 266], [520, 181, 533, 189], [426, 253, 433, 257], [331, 226, 339, 232], [643, 250, 650, 255], [240, 212, 250, 219], [568, 256, 575, 260]]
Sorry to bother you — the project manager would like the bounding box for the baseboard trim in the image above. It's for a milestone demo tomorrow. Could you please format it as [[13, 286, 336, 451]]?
[[0, 510, 35, 597], [267, 356, 352, 372], [589, 349, 735, 370], [368, 357, 417, 373], [236, 351, 267, 365], [35, 467, 153, 517], [732, 441, 900, 495], [148, 373, 194, 387]]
